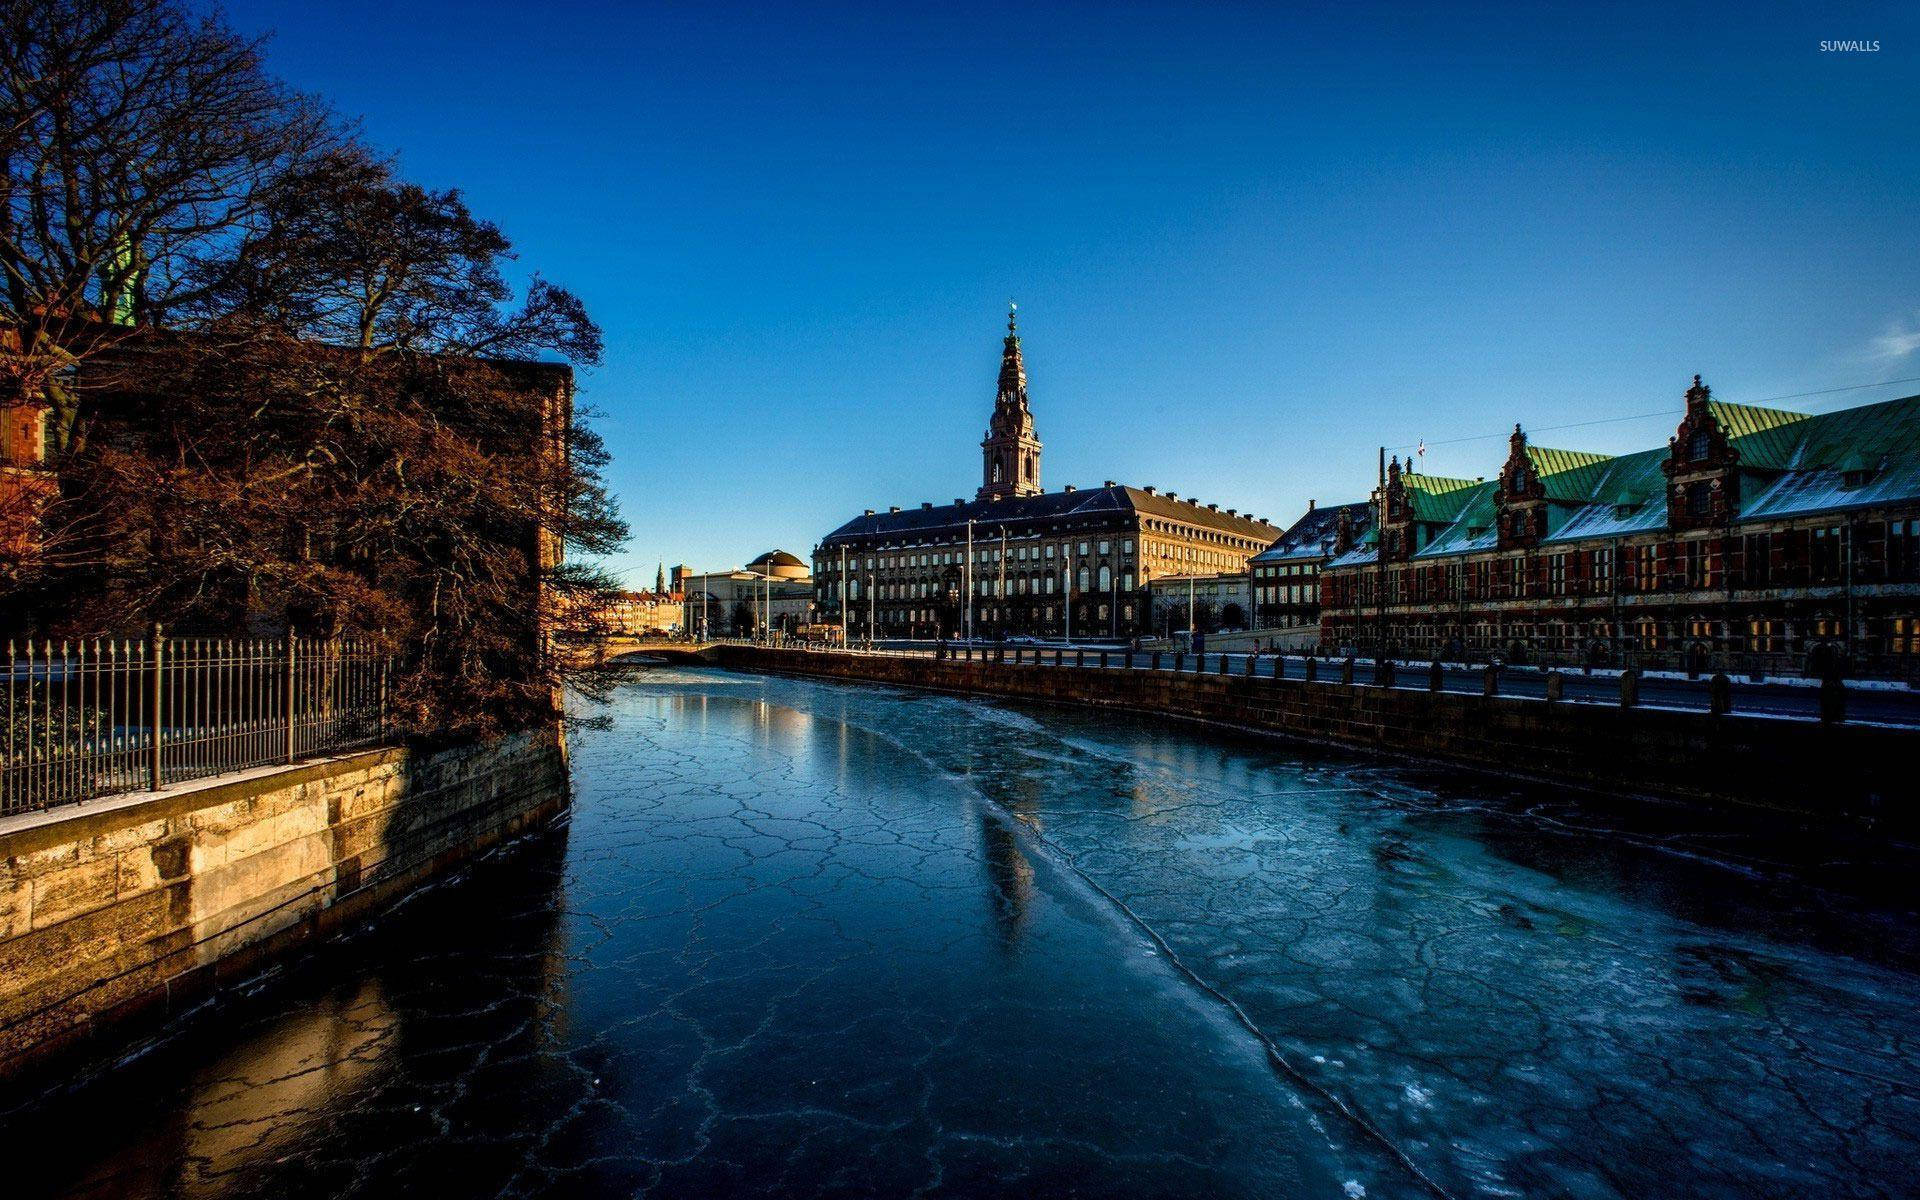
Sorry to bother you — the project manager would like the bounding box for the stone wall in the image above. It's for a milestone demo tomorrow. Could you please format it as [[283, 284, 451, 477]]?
[[0, 728, 569, 1076], [698, 647, 1909, 828]]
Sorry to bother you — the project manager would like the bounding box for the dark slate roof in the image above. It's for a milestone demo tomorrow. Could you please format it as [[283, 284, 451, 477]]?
[[820, 485, 1282, 547], [1250, 501, 1372, 564]]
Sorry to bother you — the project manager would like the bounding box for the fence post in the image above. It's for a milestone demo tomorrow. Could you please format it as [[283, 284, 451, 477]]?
[[1545, 671, 1563, 702], [1304, 655, 1317, 682], [1378, 658, 1396, 688], [1819, 674, 1845, 724], [148, 623, 164, 792], [1429, 659, 1443, 691], [285, 626, 298, 762], [1708, 672, 1731, 715], [1245, 651, 1257, 676], [1483, 664, 1499, 696], [1619, 666, 1639, 708]]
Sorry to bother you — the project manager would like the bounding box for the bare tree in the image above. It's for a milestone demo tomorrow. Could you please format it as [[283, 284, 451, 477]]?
[[5, 0, 629, 738], [0, 0, 333, 446]]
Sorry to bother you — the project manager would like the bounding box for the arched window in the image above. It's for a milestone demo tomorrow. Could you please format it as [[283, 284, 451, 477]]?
[[992, 459, 1003, 483], [1098, 565, 1112, 591], [1076, 567, 1089, 592]]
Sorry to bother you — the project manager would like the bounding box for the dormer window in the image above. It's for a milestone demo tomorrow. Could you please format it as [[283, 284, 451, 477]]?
[[1686, 481, 1711, 517], [1841, 467, 1874, 490]]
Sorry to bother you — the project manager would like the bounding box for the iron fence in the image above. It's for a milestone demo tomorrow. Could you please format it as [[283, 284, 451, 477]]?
[[3, 629, 390, 817]]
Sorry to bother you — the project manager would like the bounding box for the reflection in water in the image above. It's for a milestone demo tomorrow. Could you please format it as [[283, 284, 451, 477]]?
[[3, 826, 575, 1200], [979, 812, 1034, 950], [6, 664, 1919, 1200]]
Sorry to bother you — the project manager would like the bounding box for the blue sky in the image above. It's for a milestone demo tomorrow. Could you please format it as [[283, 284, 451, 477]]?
[[228, 0, 1918, 585]]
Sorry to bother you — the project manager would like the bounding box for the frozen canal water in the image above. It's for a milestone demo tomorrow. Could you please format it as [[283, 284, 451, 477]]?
[[6, 665, 1920, 1198]]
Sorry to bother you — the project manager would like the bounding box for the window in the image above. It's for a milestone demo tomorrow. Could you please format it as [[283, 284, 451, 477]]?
[[1892, 617, 1920, 656], [1548, 553, 1567, 596], [1689, 430, 1711, 461], [1077, 567, 1090, 591], [1592, 548, 1613, 591], [1099, 565, 1112, 590], [1686, 481, 1711, 517], [1099, 540, 1111, 555], [1747, 619, 1782, 654], [1685, 540, 1711, 589], [1892, 520, 1920, 580], [1633, 544, 1657, 591], [1811, 526, 1843, 582], [1743, 533, 1772, 586]]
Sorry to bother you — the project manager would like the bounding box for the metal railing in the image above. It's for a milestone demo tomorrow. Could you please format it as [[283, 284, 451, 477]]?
[[3, 629, 390, 817]]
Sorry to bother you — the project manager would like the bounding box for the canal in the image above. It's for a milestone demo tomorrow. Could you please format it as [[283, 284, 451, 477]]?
[[5, 665, 1918, 1198]]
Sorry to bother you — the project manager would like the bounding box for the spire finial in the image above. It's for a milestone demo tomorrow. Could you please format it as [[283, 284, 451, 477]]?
[[1007, 301, 1018, 335]]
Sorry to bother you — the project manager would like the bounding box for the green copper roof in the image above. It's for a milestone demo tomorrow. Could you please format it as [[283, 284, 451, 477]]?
[[1525, 445, 1616, 501], [1401, 472, 1482, 523]]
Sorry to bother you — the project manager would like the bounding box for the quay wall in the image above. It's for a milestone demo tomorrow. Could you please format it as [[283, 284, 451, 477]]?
[[0, 729, 569, 1076], [689, 647, 1908, 828]]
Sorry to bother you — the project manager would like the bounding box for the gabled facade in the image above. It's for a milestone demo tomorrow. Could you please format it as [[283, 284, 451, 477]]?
[[1249, 500, 1372, 630], [1320, 378, 1920, 678]]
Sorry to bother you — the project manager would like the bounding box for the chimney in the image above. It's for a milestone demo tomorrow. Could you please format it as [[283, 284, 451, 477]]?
[[922, 501, 932, 509], [1308, 499, 1316, 511], [1227, 508, 1237, 516], [1167, 492, 1178, 501], [889, 505, 901, 513], [954, 498, 965, 506], [864, 508, 875, 516], [1142, 485, 1157, 495], [1063, 484, 1077, 493], [1207, 503, 1219, 511], [1103, 480, 1116, 488]]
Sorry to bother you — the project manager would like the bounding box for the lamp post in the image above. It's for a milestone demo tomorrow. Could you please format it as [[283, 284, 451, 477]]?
[[965, 519, 974, 643]]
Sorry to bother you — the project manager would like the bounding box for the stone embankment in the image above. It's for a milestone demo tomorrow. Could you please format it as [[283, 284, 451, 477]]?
[[662, 646, 1906, 828], [0, 729, 569, 1076]]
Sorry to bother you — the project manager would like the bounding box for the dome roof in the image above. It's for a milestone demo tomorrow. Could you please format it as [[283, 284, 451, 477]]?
[[746, 549, 810, 580]]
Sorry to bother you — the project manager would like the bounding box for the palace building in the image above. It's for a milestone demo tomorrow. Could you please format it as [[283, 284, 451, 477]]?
[[1319, 376, 1920, 678], [814, 309, 1282, 640]]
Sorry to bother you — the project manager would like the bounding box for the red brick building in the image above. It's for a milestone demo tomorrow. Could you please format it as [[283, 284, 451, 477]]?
[[1320, 377, 1920, 678]]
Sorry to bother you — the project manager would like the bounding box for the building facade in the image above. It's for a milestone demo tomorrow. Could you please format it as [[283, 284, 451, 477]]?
[[814, 309, 1282, 640], [1320, 377, 1920, 678], [1249, 500, 1373, 630], [680, 551, 815, 637], [1147, 572, 1252, 635]]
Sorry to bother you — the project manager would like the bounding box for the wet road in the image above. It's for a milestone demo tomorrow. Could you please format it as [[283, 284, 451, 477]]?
[[6, 666, 1919, 1198]]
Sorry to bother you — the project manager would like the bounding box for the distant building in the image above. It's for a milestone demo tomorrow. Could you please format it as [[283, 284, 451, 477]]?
[[815, 308, 1282, 640], [1320, 377, 1920, 677], [599, 589, 683, 637], [682, 550, 815, 637], [1249, 500, 1374, 630], [1147, 572, 1252, 635]]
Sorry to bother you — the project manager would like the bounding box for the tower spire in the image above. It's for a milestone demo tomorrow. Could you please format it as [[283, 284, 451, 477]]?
[[979, 304, 1042, 501]]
